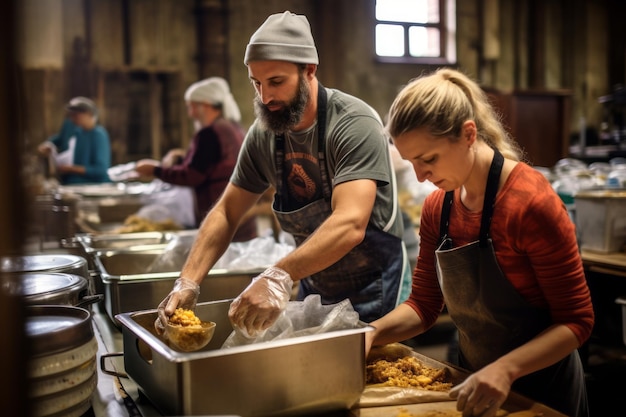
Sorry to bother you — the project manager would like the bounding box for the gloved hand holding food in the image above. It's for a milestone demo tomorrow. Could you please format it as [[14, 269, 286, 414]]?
[[228, 266, 293, 338], [155, 277, 200, 335]]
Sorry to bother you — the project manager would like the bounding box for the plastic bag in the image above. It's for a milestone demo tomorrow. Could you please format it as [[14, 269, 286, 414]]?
[[213, 237, 294, 271], [221, 294, 361, 348], [147, 233, 197, 272], [138, 180, 196, 228], [147, 235, 295, 273]]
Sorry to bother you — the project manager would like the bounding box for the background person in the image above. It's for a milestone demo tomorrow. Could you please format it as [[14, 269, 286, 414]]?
[[134, 77, 257, 241], [366, 68, 594, 417], [155, 11, 410, 337], [37, 96, 111, 184]]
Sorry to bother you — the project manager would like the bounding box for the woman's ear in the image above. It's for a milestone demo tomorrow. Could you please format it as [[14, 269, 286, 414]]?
[[462, 120, 477, 147]]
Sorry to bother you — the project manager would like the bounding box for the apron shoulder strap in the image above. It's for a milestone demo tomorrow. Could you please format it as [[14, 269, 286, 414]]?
[[316, 84, 331, 200], [479, 149, 504, 247], [439, 149, 504, 248], [439, 191, 454, 245]]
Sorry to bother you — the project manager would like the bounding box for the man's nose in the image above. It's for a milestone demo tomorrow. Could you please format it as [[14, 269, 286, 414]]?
[[259, 87, 272, 105]]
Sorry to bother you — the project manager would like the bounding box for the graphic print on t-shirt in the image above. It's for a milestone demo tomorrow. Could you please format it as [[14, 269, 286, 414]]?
[[284, 129, 322, 210]]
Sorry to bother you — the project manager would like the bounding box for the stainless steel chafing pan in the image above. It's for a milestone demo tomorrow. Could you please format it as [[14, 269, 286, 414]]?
[[93, 249, 260, 325], [63, 229, 199, 269], [115, 299, 372, 417]]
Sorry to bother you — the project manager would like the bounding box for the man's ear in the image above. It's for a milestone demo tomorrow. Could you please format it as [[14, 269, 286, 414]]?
[[305, 64, 317, 79]]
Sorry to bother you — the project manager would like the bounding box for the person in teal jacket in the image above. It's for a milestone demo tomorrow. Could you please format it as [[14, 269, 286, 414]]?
[[38, 97, 111, 184]]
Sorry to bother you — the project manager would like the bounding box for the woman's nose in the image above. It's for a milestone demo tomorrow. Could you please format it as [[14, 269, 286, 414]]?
[[413, 165, 431, 182]]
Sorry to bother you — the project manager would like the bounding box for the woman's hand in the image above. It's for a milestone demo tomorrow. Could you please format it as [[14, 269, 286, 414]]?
[[449, 363, 511, 417], [364, 327, 376, 359]]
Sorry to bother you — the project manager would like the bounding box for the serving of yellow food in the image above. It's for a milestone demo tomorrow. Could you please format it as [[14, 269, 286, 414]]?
[[169, 308, 203, 326], [366, 355, 453, 391], [114, 215, 182, 233], [164, 308, 216, 352]]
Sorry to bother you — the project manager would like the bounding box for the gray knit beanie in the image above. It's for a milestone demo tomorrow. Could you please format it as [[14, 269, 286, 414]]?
[[244, 11, 319, 65]]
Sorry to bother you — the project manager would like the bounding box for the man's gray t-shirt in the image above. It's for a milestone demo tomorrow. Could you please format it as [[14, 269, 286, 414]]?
[[231, 87, 403, 239]]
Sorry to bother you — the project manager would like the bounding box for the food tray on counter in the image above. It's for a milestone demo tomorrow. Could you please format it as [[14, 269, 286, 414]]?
[[67, 230, 198, 263], [357, 343, 566, 416], [92, 248, 261, 326], [115, 299, 372, 417]]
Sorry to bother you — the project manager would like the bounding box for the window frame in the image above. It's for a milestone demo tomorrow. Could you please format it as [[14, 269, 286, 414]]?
[[374, 0, 456, 65]]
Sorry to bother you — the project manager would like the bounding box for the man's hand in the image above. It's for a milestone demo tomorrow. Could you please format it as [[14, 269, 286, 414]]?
[[228, 266, 293, 337]]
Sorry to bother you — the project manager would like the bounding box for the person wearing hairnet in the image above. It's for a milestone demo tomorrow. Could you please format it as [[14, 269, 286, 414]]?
[[155, 11, 411, 337], [134, 77, 257, 241], [37, 96, 111, 184]]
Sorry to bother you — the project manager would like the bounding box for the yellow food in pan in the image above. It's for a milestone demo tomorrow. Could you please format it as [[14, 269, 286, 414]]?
[[169, 308, 202, 327], [366, 356, 453, 391]]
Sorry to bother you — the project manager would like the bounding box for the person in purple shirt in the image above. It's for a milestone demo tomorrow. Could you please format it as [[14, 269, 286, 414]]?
[[134, 77, 257, 241]]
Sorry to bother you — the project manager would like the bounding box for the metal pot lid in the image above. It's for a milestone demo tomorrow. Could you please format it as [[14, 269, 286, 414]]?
[[0, 254, 86, 274], [10, 272, 87, 299], [25, 305, 93, 356]]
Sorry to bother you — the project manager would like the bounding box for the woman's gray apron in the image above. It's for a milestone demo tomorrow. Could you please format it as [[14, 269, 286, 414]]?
[[272, 85, 403, 323], [435, 150, 588, 417]]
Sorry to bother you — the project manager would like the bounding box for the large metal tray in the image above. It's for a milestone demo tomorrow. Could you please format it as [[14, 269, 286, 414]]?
[[69, 229, 198, 261], [93, 249, 260, 326], [116, 300, 372, 417]]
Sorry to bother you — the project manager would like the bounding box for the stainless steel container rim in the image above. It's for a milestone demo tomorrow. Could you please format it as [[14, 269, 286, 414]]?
[[116, 305, 373, 363], [94, 250, 262, 282], [71, 231, 170, 254], [15, 272, 88, 304], [1, 254, 87, 274], [26, 305, 94, 356], [98, 268, 258, 283]]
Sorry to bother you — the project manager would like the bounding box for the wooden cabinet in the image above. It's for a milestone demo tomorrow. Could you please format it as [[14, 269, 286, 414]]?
[[485, 88, 572, 168]]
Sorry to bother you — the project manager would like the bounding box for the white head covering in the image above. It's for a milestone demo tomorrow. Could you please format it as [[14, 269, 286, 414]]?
[[66, 96, 98, 121], [184, 77, 241, 123]]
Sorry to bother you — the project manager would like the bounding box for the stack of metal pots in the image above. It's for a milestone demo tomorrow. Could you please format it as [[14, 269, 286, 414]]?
[[1, 253, 101, 417]]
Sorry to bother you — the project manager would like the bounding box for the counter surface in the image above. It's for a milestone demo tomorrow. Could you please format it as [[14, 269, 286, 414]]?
[[89, 303, 565, 417], [91, 304, 162, 417], [581, 250, 626, 277]]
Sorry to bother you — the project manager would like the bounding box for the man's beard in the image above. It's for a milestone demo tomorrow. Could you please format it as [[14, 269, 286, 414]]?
[[253, 74, 310, 135]]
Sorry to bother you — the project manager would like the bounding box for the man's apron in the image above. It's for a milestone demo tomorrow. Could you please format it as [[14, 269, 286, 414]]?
[[435, 150, 588, 417], [272, 85, 405, 323]]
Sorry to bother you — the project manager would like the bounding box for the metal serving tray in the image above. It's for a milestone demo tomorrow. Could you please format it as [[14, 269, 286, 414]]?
[[93, 249, 260, 326], [116, 300, 372, 417], [68, 230, 198, 259]]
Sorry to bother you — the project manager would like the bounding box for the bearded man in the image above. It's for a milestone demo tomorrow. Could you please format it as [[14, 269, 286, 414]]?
[[155, 11, 411, 336]]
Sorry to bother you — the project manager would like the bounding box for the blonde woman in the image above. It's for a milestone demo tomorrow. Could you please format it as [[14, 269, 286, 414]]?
[[367, 68, 593, 417]]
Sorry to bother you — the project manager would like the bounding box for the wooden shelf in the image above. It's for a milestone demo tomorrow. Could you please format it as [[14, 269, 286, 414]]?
[[581, 250, 626, 278]]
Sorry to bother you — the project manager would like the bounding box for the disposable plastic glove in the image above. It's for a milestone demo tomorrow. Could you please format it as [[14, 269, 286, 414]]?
[[228, 266, 293, 338], [154, 277, 200, 335]]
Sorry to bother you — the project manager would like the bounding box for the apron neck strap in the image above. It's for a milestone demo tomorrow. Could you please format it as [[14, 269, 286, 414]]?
[[479, 149, 504, 247], [439, 148, 505, 247]]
